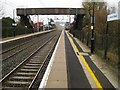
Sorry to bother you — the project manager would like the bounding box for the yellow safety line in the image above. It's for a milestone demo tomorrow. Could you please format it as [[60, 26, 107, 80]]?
[[67, 33, 103, 90]]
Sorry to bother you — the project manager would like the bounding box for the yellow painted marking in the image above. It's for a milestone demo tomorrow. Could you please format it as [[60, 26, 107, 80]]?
[[67, 33, 103, 90]]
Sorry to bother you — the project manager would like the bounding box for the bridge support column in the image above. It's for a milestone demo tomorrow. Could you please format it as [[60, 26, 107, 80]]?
[[20, 15, 33, 29]]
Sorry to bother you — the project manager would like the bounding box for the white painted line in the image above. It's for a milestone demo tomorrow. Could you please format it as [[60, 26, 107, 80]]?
[[79, 52, 89, 56], [38, 30, 62, 89]]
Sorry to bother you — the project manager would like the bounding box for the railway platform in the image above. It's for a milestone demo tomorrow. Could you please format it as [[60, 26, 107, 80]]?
[[39, 30, 118, 89], [0, 29, 54, 44]]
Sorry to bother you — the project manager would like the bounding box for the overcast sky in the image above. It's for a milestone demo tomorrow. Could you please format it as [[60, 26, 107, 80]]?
[[0, 0, 119, 23]]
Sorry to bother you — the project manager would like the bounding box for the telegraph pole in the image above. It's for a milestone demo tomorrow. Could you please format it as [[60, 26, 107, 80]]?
[[37, 15, 39, 32], [47, 15, 49, 30]]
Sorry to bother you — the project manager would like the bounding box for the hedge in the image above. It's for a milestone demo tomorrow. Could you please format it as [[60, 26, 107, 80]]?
[[2, 26, 34, 38]]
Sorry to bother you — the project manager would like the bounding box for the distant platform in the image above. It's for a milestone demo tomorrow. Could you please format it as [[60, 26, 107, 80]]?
[[0, 30, 55, 44]]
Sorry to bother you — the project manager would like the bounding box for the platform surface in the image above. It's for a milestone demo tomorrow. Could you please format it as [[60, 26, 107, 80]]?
[[40, 30, 118, 89], [45, 30, 67, 88]]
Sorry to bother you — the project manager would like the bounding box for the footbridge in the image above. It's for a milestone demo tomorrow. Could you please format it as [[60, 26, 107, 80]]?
[[16, 8, 85, 30]]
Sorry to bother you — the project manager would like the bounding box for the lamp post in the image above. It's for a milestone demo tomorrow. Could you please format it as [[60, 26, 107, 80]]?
[[25, 26, 27, 34], [91, 1, 95, 53], [48, 18, 49, 30], [69, 8, 71, 30], [37, 15, 39, 32], [104, 5, 109, 59], [42, 20, 44, 31], [12, 9, 17, 37]]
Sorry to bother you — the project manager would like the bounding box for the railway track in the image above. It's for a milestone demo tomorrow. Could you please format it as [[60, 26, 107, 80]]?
[[0, 32, 51, 55], [2, 35, 48, 61], [2, 31, 59, 78], [1, 32, 53, 61], [1, 40, 30, 55], [1, 31, 61, 90]]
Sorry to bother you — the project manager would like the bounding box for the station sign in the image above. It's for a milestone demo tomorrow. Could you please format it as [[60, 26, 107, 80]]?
[[12, 23, 17, 26], [107, 13, 120, 21]]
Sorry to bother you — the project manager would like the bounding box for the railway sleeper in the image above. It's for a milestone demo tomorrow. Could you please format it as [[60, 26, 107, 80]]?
[[15, 72, 36, 76], [10, 76, 34, 80], [25, 63, 41, 66], [7, 79, 32, 83], [20, 68, 39, 72], [4, 80, 30, 87], [29, 59, 43, 62], [5, 76, 34, 83], [28, 58, 41, 61], [2, 87, 27, 90], [23, 66, 40, 69], [28, 61, 43, 64]]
